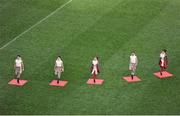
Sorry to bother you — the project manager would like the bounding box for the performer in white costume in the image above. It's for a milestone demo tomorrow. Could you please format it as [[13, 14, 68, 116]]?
[[14, 55, 24, 83], [54, 56, 64, 84], [129, 52, 138, 80]]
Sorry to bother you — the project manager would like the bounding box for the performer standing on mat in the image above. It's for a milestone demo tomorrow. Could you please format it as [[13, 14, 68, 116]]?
[[129, 52, 138, 80], [91, 57, 100, 83], [54, 56, 64, 84], [159, 49, 168, 76], [14, 55, 24, 83]]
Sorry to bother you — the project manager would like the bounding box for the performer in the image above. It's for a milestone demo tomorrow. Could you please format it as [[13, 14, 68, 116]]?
[[129, 52, 138, 80], [159, 49, 168, 75], [91, 57, 100, 83], [54, 56, 64, 84], [14, 55, 24, 83]]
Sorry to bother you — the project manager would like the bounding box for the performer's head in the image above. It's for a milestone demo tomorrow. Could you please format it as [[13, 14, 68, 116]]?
[[57, 56, 61, 60], [94, 56, 98, 61], [163, 49, 167, 53], [17, 55, 21, 59], [131, 51, 135, 56], [161, 49, 167, 54]]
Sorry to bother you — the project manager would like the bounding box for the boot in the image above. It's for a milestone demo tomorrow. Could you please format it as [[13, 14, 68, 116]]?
[[57, 79, 59, 84], [17, 78, 20, 84], [131, 75, 133, 80]]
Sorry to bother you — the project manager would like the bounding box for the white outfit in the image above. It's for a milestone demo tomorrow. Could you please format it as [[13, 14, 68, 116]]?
[[15, 59, 23, 68], [160, 53, 166, 67], [55, 59, 64, 78], [56, 59, 63, 67], [129, 55, 138, 71], [160, 53, 165, 60], [130, 55, 138, 64], [15, 58, 23, 76], [91, 60, 98, 75]]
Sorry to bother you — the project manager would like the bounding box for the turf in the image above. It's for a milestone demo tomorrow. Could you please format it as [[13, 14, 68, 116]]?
[[0, 0, 180, 114]]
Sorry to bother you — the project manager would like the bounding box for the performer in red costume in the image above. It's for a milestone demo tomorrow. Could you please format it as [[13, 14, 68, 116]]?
[[91, 57, 100, 83], [159, 49, 168, 75]]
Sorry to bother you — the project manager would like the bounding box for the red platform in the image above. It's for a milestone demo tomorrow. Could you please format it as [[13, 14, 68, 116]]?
[[8, 79, 28, 86], [123, 76, 141, 82], [49, 80, 68, 87], [87, 79, 104, 85], [154, 71, 173, 78]]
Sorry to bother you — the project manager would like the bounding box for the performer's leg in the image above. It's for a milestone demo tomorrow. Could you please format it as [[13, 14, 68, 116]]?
[[17, 78, 20, 83], [131, 71, 134, 80], [93, 72, 96, 83], [17, 73, 20, 83], [17, 68, 23, 83], [15, 69, 18, 80], [57, 72, 61, 84], [160, 67, 163, 75], [131, 74, 133, 80], [131, 70, 135, 80]]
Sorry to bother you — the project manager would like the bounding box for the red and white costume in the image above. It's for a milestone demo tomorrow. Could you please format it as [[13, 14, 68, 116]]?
[[91, 58, 100, 80], [159, 52, 168, 69], [91, 59, 99, 75]]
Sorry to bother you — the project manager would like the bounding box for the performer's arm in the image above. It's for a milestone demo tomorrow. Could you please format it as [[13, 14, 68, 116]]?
[[97, 64, 100, 73], [21, 61, 24, 71], [159, 58, 161, 65], [136, 57, 138, 66], [54, 62, 56, 71], [62, 62, 64, 72]]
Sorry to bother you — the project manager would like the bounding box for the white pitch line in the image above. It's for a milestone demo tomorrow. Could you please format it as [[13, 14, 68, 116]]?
[[0, 0, 72, 50]]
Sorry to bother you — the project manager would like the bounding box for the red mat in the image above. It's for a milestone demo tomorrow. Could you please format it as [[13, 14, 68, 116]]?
[[154, 71, 173, 78], [8, 79, 28, 86], [123, 76, 141, 82], [86, 79, 104, 85], [49, 80, 68, 87]]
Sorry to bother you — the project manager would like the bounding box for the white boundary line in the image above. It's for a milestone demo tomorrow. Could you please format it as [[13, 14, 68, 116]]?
[[0, 0, 72, 50]]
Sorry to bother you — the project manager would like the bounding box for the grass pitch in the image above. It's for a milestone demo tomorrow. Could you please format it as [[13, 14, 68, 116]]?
[[0, 0, 180, 114]]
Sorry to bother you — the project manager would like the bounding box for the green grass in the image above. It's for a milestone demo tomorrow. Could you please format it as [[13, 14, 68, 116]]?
[[0, 0, 180, 114]]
